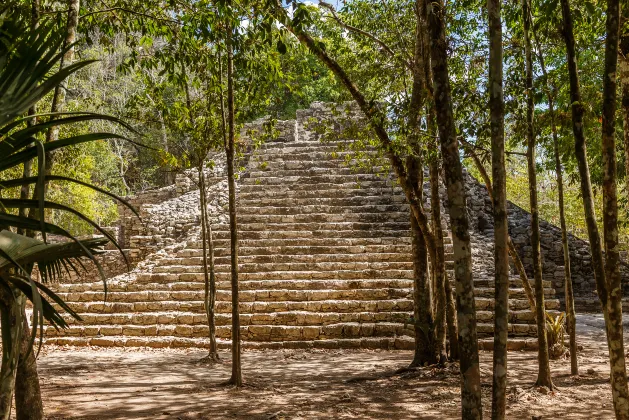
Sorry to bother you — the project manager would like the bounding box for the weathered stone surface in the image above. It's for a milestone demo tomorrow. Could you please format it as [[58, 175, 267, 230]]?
[[47, 103, 568, 351]]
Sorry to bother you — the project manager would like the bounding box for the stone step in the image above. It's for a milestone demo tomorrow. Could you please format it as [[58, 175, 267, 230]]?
[[44, 322, 414, 341], [248, 158, 377, 171], [155, 269, 415, 281], [59, 310, 411, 327], [239, 181, 398, 194], [182, 244, 438, 258], [212, 222, 411, 235], [55, 295, 558, 317], [55, 288, 413, 304], [238, 186, 404, 200], [159, 252, 414, 267], [211, 229, 414, 241], [181, 237, 416, 252], [44, 335, 542, 351], [57, 307, 558, 330], [59, 278, 416, 293], [57, 298, 415, 315], [44, 335, 414, 350], [240, 174, 399, 187], [255, 143, 349, 153], [477, 322, 537, 337], [237, 203, 409, 216], [151, 260, 415, 274], [239, 194, 407, 207], [245, 167, 389, 179], [245, 151, 375, 163], [235, 212, 410, 225]]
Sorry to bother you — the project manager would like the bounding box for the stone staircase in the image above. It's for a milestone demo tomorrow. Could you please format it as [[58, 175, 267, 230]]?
[[45, 104, 560, 350]]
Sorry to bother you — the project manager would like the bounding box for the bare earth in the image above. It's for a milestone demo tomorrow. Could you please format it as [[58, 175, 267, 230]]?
[[35, 314, 620, 420]]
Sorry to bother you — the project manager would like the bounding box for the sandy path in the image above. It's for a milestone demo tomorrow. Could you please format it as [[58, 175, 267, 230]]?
[[35, 314, 621, 419]]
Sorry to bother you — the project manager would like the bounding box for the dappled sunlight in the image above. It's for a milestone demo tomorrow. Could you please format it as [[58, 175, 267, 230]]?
[[38, 331, 617, 420]]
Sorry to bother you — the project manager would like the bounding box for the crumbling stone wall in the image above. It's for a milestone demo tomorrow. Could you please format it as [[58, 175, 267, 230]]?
[[460, 169, 629, 309]]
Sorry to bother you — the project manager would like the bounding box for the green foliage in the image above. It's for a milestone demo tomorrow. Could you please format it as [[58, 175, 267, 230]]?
[[0, 7, 137, 354]]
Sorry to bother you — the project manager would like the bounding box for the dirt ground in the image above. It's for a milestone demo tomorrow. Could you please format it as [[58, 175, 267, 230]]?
[[34, 313, 622, 419]]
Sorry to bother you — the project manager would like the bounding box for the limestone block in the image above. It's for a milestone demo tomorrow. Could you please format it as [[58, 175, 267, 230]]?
[[175, 325, 193, 337], [302, 326, 320, 339], [322, 324, 343, 338], [91, 337, 116, 346], [123, 326, 145, 336], [100, 326, 123, 336]]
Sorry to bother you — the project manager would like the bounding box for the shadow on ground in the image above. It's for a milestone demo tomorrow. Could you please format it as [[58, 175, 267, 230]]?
[[37, 313, 618, 419]]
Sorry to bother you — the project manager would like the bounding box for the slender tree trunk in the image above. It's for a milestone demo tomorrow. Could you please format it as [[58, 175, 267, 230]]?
[[488, 0, 509, 415], [15, 304, 43, 420], [199, 169, 219, 361], [522, 0, 553, 389], [419, 4, 454, 362], [404, 0, 444, 366], [600, 0, 629, 416], [44, 0, 80, 177], [622, 11, 629, 206], [14, 6, 44, 417], [0, 287, 25, 420], [553, 119, 578, 374], [159, 111, 175, 186], [225, 14, 242, 387], [410, 211, 437, 367], [425, 0, 482, 417], [560, 0, 629, 415], [531, 25, 578, 375], [430, 159, 448, 364]]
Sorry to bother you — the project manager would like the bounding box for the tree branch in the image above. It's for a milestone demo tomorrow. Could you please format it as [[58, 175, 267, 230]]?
[[318, 1, 412, 70]]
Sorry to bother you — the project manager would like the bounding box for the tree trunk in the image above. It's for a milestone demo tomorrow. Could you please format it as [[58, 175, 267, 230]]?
[[225, 12, 242, 387], [622, 8, 629, 206], [0, 287, 25, 420], [425, 0, 482, 417], [410, 212, 437, 367], [488, 0, 509, 415], [430, 159, 448, 365], [531, 23, 578, 375], [522, 0, 553, 389], [199, 169, 219, 361], [420, 4, 454, 361], [600, 0, 629, 416], [15, 303, 43, 420], [159, 111, 175, 186], [560, 0, 629, 415]]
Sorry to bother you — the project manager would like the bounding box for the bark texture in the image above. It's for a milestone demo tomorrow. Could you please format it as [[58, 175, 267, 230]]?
[[600, 0, 629, 415], [0, 287, 24, 420], [488, 0, 509, 416], [425, 0, 482, 417], [410, 212, 437, 367], [225, 14, 242, 386], [560, 0, 629, 416], [622, 8, 629, 204], [15, 303, 43, 420], [430, 159, 448, 364], [199, 170, 219, 360], [522, 0, 553, 389], [531, 25, 578, 375]]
